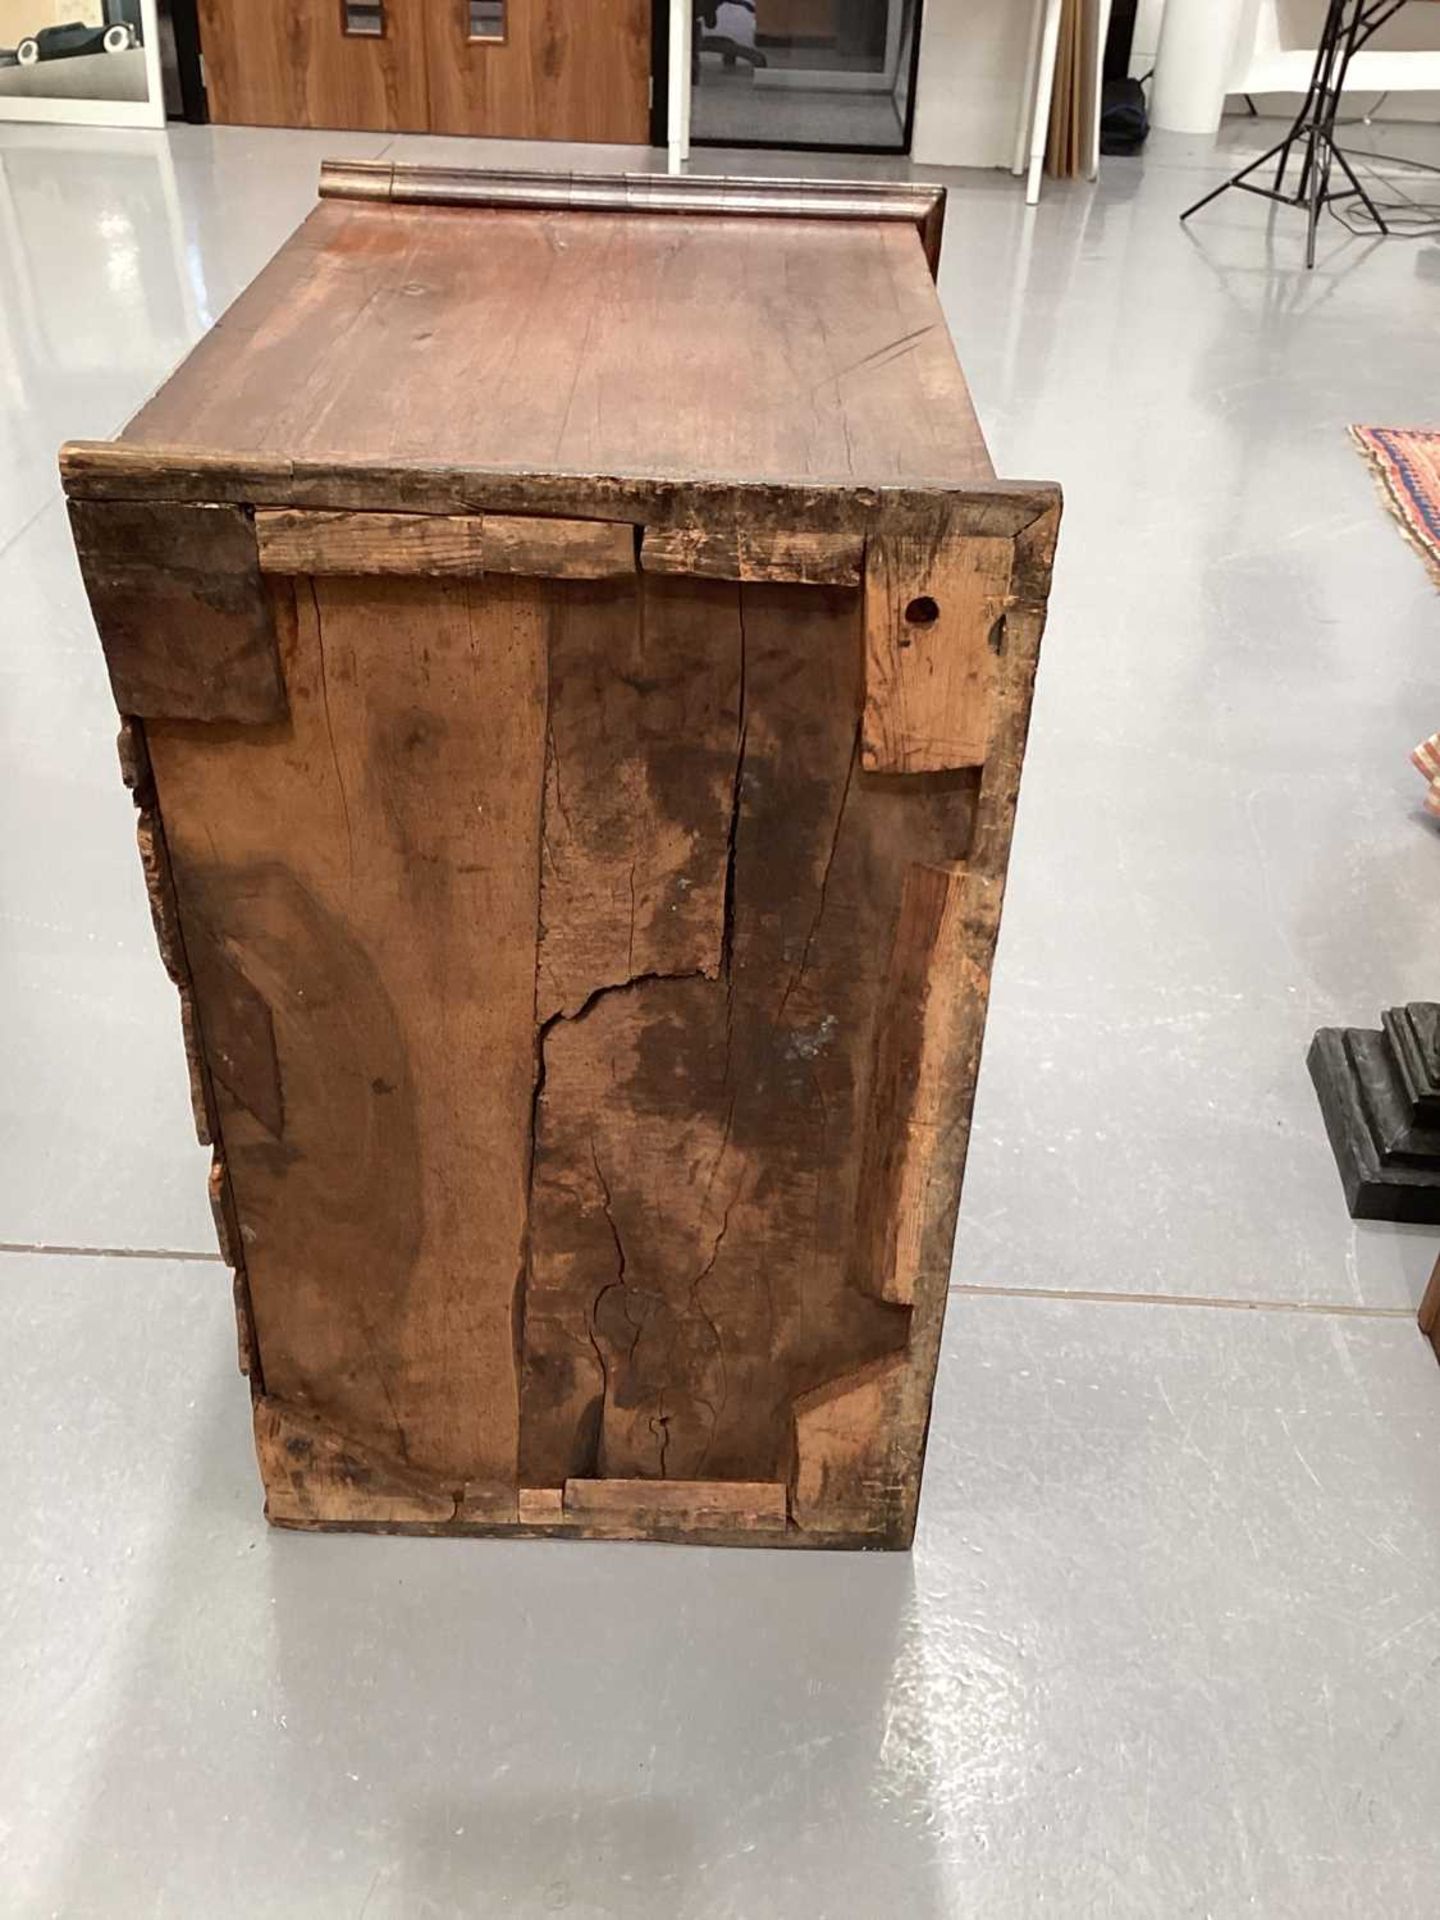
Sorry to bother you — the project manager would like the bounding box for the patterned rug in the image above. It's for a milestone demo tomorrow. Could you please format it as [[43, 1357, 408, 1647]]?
[[1351, 425, 1440, 817], [1353, 427, 1440, 589]]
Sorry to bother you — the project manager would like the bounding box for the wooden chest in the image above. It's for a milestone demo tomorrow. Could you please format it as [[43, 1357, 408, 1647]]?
[[62, 165, 1060, 1549]]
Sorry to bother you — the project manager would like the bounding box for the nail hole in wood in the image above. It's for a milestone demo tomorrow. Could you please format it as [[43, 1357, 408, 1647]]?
[[904, 595, 940, 628]]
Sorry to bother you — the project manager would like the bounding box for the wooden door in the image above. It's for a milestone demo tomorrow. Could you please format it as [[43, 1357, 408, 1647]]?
[[424, 0, 651, 142], [196, 0, 429, 131], [198, 0, 650, 139]]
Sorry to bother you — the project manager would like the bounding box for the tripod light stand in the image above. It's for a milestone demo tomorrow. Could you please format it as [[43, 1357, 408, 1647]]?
[[1180, 0, 1409, 268]]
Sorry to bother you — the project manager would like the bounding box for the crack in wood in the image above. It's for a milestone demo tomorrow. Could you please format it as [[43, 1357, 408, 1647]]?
[[775, 718, 860, 1025]]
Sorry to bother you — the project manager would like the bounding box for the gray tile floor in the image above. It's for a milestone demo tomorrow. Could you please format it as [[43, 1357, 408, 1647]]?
[[3, 115, 1440, 1915]]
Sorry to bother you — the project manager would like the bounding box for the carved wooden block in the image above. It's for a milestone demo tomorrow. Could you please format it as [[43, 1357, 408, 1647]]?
[[62, 165, 1061, 1549]]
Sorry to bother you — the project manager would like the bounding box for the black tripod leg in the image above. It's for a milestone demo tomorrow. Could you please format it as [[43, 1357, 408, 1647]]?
[[1180, 134, 1294, 222], [1297, 0, 1350, 203], [1307, 131, 1326, 266], [1330, 140, 1390, 232]]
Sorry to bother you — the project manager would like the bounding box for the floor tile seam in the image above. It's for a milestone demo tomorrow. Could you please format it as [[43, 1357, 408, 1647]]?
[[0, 1239, 223, 1265], [0, 1243, 1421, 1322], [0, 490, 56, 562], [948, 1280, 1418, 1320]]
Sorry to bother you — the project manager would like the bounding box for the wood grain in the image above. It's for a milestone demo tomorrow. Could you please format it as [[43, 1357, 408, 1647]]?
[[642, 523, 864, 586], [424, 0, 650, 143], [534, 574, 739, 1026], [561, 1478, 788, 1535], [70, 500, 284, 724], [255, 509, 633, 579], [256, 1395, 464, 1527], [121, 203, 993, 496], [854, 862, 977, 1311], [256, 509, 488, 577], [146, 573, 547, 1483], [879, 500, 1063, 1546], [484, 514, 635, 579], [863, 528, 1015, 774], [519, 578, 981, 1500], [134, 807, 214, 1148], [791, 1352, 909, 1538], [196, 0, 430, 132], [64, 447, 1052, 548]]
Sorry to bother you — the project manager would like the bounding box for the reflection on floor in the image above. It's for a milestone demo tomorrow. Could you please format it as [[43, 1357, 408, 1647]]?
[[0, 47, 149, 102]]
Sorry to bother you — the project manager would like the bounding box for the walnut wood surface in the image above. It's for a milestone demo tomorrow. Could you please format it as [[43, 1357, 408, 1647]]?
[[196, 0, 649, 143], [121, 201, 992, 496], [196, 0, 430, 132], [146, 574, 549, 1482], [255, 509, 634, 579], [423, 0, 650, 144]]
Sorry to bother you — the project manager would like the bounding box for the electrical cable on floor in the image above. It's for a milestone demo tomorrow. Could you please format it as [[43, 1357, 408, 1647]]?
[[1333, 89, 1389, 125], [1326, 143, 1440, 238], [1295, 91, 1440, 241]]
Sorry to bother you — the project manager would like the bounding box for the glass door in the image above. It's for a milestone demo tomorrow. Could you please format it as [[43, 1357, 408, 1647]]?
[[672, 0, 922, 154]]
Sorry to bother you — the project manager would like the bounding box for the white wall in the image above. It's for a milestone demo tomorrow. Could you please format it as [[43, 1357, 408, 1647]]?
[[910, 0, 1036, 170], [1133, 0, 1165, 74], [910, 0, 1160, 171]]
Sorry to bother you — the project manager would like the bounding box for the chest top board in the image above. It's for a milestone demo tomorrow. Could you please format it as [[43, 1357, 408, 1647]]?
[[122, 165, 991, 494]]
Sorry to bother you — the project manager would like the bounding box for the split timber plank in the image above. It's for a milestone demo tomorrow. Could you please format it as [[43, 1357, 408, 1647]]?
[[145, 573, 547, 1483], [518, 578, 981, 1496]]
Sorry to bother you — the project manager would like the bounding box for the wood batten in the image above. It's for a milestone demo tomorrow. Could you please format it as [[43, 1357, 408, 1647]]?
[[256, 1397, 467, 1529], [854, 861, 978, 1312], [255, 509, 634, 580], [484, 514, 634, 579], [60, 443, 1055, 546], [319, 162, 949, 279], [790, 1353, 910, 1539], [862, 526, 1016, 775], [560, 1479, 789, 1536], [641, 523, 864, 586], [879, 495, 1063, 1547], [517, 1487, 566, 1527], [255, 509, 486, 578]]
